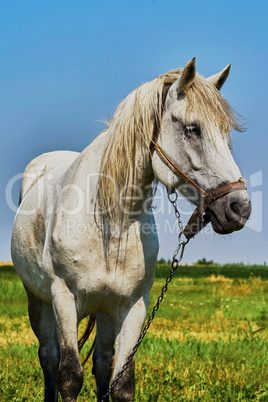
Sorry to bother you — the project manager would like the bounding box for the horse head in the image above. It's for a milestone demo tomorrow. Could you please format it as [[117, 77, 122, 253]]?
[[152, 58, 251, 235]]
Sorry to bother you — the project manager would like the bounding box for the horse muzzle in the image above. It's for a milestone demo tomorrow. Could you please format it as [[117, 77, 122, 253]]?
[[206, 189, 252, 234], [181, 178, 251, 239]]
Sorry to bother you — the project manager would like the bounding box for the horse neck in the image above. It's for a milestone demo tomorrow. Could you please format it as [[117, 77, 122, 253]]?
[[117, 149, 155, 221]]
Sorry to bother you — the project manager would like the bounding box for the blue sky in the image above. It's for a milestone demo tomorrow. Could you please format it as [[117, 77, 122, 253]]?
[[1, 0, 267, 264]]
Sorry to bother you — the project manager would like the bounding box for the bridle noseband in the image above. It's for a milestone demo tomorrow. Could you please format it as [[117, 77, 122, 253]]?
[[150, 82, 247, 240]]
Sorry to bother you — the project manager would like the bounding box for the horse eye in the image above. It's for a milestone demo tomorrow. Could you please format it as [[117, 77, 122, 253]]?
[[183, 125, 201, 137]]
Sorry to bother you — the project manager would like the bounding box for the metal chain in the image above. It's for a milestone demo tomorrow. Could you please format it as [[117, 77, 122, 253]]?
[[100, 190, 189, 401]]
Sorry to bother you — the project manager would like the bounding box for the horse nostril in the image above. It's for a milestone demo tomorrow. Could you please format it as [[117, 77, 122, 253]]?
[[230, 199, 251, 220], [230, 202, 240, 215]]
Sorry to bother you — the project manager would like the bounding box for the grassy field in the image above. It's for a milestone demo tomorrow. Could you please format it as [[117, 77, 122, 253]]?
[[0, 262, 267, 401]]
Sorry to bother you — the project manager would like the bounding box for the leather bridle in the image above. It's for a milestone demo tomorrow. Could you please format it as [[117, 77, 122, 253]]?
[[150, 81, 247, 240]]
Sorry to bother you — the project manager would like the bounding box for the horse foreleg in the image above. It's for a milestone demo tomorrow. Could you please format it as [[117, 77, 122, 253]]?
[[25, 285, 60, 402], [111, 296, 148, 402], [51, 281, 83, 402], [92, 312, 115, 401]]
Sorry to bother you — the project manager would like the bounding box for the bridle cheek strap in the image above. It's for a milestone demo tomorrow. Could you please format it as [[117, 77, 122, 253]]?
[[153, 137, 247, 240]]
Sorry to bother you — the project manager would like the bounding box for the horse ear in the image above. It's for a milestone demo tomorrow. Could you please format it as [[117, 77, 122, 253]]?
[[178, 58, 196, 94], [206, 65, 231, 90]]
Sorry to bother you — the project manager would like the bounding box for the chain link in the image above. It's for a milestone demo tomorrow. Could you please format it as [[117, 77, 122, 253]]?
[[100, 189, 189, 401]]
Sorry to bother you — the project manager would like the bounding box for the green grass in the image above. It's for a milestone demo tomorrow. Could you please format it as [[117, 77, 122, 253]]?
[[0, 265, 27, 318], [0, 263, 267, 401], [155, 262, 268, 279]]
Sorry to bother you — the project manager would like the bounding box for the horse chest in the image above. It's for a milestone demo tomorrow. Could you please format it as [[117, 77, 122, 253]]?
[[49, 221, 158, 315]]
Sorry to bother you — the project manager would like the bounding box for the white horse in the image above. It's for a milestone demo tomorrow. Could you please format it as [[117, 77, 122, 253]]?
[[11, 58, 251, 401]]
